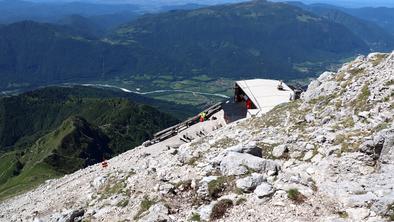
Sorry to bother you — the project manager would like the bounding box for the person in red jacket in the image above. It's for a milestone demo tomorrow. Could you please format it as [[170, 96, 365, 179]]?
[[246, 98, 252, 109]]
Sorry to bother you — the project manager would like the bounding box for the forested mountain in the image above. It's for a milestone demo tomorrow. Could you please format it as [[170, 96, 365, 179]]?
[[159, 3, 208, 11], [0, 86, 181, 200], [286, 2, 394, 36], [0, 21, 166, 90], [57, 13, 139, 38], [288, 2, 394, 51], [57, 15, 106, 38], [343, 7, 394, 36], [0, 0, 376, 92], [0, 86, 180, 155], [111, 0, 369, 80]]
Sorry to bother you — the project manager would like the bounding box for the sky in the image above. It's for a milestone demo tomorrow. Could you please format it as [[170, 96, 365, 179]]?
[[25, 0, 394, 7], [280, 0, 394, 7]]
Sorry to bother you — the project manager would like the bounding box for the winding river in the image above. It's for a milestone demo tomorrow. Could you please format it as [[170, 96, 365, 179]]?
[[81, 83, 231, 99]]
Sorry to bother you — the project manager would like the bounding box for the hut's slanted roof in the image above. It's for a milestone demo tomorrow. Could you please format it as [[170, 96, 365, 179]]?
[[236, 79, 294, 114]]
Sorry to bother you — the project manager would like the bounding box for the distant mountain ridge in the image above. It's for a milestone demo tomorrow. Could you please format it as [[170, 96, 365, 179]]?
[[287, 1, 394, 51], [110, 0, 369, 79], [0, 0, 393, 92], [286, 1, 394, 36], [344, 7, 394, 36], [57, 13, 139, 38], [0, 21, 161, 90], [0, 0, 140, 24]]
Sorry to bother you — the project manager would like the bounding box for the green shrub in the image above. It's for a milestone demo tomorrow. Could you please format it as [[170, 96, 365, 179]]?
[[117, 199, 129, 208], [348, 67, 365, 76], [352, 84, 371, 112], [337, 211, 348, 219], [208, 177, 226, 199], [371, 54, 388, 66], [190, 213, 201, 221], [174, 179, 193, 191], [387, 203, 394, 221], [235, 198, 247, 205], [287, 188, 305, 203], [211, 199, 233, 220], [134, 196, 157, 219]]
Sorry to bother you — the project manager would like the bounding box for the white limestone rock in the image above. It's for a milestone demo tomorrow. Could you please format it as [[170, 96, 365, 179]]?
[[303, 80, 338, 102], [92, 176, 106, 191], [254, 182, 275, 198], [304, 113, 315, 123], [140, 203, 170, 222], [235, 173, 265, 192], [217, 152, 280, 176], [198, 202, 215, 221], [346, 208, 370, 221], [318, 71, 335, 82], [197, 176, 218, 197], [272, 144, 288, 158], [226, 141, 262, 157], [379, 129, 394, 165], [303, 150, 315, 161]]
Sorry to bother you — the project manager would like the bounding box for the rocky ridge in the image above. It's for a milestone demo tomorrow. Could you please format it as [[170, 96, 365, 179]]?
[[0, 52, 393, 221]]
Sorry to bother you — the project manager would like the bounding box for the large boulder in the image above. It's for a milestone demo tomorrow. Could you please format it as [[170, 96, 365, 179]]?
[[317, 71, 335, 82], [235, 173, 265, 192], [51, 209, 85, 222], [225, 141, 262, 157], [198, 202, 215, 221], [254, 182, 275, 198], [177, 144, 199, 164], [140, 203, 170, 222], [198, 199, 234, 221], [302, 77, 338, 102], [360, 140, 381, 160], [92, 176, 106, 191], [197, 176, 219, 198], [217, 152, 280, 176], [272, 145, 288, 159], [378, 129, 394, 165]]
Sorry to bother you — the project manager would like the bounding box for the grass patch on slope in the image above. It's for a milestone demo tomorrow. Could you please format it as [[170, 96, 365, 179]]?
[[134, 196, 158, 220], [0, 161, 61, 201], [0, 152, 22, 185], [351, 84, 371, 113]]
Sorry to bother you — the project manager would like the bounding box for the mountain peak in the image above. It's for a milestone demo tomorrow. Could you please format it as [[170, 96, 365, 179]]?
[[62, 115, 91, 129], [111, 0, 368, 80]]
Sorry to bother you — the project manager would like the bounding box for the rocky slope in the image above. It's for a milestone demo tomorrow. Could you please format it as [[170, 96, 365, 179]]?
[[0, 52, 393, 221]]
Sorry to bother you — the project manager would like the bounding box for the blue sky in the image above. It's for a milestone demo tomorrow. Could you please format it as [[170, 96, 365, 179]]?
[[277, 0, 394, 7]]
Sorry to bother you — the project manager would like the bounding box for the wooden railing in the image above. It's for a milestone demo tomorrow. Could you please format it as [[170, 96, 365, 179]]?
[[151, 102, 223, 143]]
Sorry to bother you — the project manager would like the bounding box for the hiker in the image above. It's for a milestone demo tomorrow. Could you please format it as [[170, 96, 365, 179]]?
[[199, 112, 207, 122], [246, 98, 252, 109], [277, 80, 284, 90]]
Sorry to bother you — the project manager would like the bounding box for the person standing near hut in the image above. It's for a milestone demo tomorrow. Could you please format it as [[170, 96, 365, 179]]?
[[246, 98, 252, 109], [277, 80, 284, 90], [199, 112, 207, 122]]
